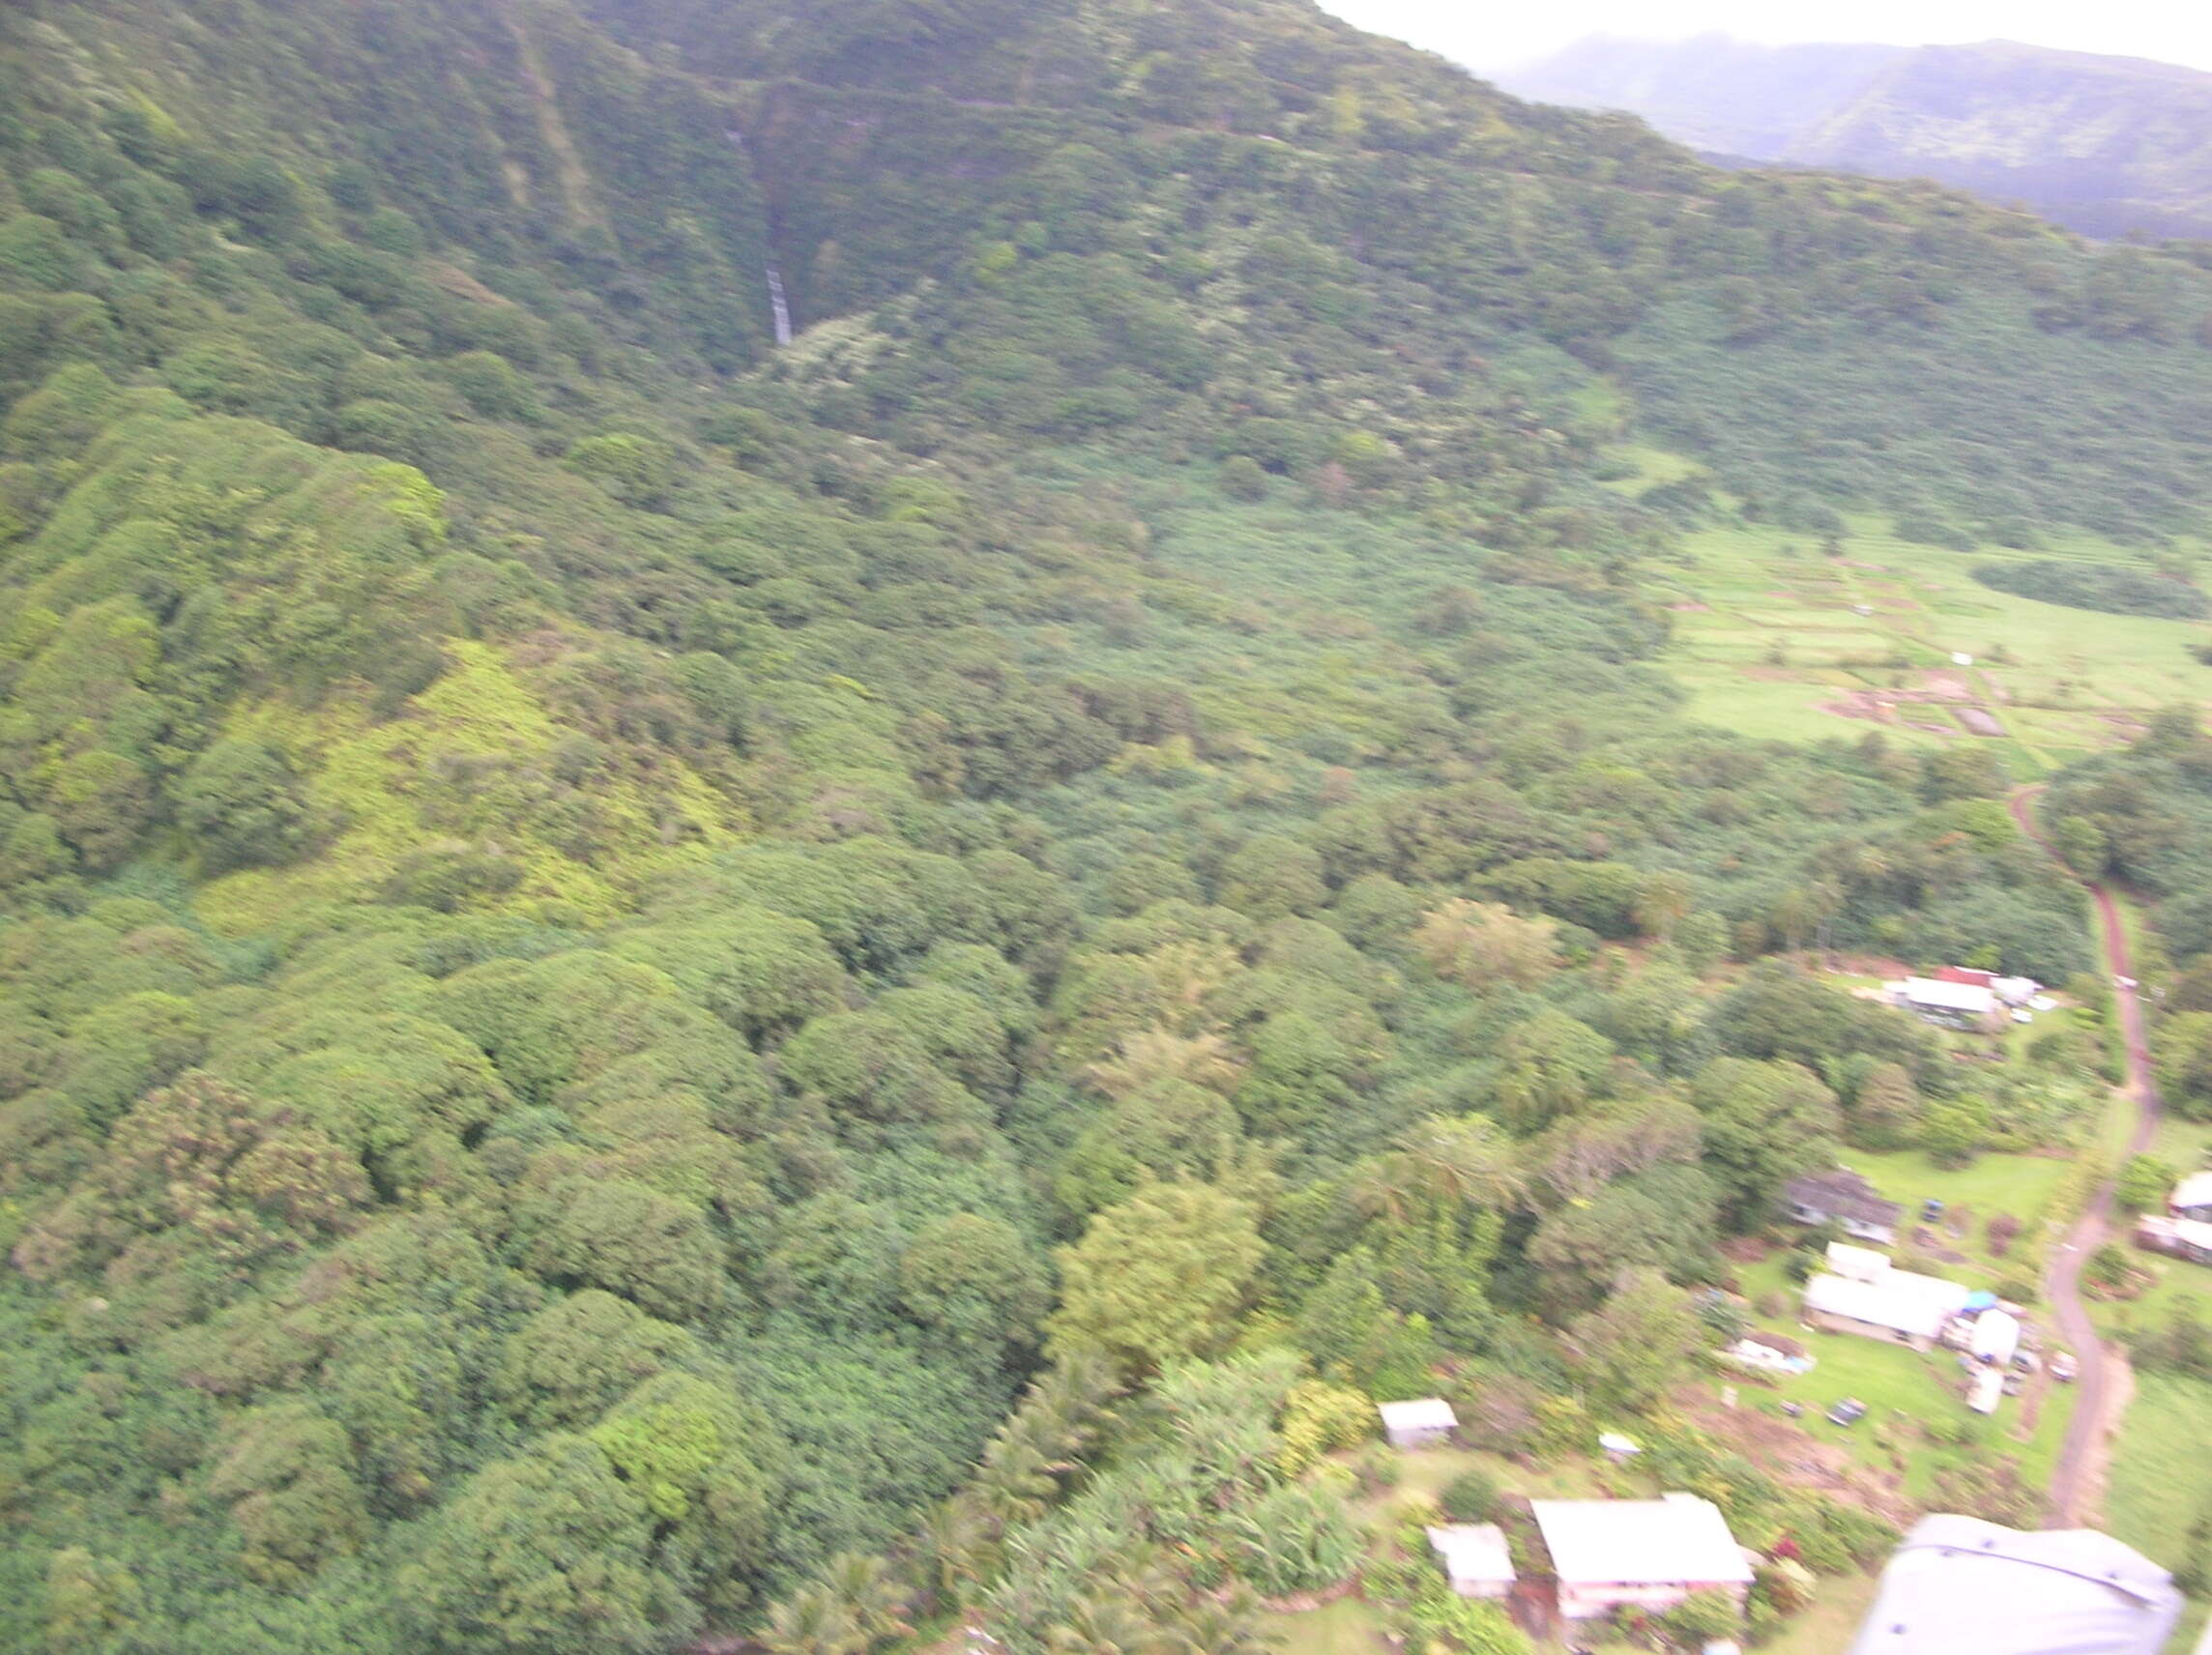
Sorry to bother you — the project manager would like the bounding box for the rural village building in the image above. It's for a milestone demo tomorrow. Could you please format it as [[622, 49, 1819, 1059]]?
[[1531, 1494, 1756, 1621], [1802, 1244, 1971, 1351], [1426, 1524, 1516, 1600], [1891, 975, 1999, 1030], [1782, 1168, 1902, 1245], [2171, 1171, 2212, 1223], [2137, 1212, 2212, 1265], [1377, 1397, 1456, 1449], [1724, 1330, 1814, 1376]]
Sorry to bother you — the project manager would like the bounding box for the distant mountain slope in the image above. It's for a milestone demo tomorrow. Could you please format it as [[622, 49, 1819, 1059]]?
[[1500, 35, 2212, 240]]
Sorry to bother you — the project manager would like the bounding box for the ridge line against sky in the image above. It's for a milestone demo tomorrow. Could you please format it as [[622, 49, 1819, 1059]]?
[[1318, 1, 2212, 77]]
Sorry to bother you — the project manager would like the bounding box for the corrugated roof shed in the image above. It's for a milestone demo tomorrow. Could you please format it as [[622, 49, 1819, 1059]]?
[[1377, 1398, 1456, 1434], [1804, 1269, 1970, 1340], [1426, 1524, 1515, 1588]]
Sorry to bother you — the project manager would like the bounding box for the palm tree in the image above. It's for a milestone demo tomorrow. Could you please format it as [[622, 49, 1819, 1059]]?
[[821, 1552, 915, 1648], [917, 1496, 989, 1610], [1168, 1586, 1278, 1655], [761, 1584, 868, 1655], [1353, 1114, 1526, 1224], [1045, 1589, 1166, 1655]]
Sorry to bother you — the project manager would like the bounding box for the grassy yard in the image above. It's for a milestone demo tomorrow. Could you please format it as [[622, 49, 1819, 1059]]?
[[2107, 1372, 2212, 1579]]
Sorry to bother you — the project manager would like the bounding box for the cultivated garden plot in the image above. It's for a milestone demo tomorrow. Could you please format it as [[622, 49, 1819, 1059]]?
[[1636, 486, 2212, 768]]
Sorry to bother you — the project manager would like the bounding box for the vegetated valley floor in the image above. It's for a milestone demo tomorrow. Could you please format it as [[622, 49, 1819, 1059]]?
[[1620, 451, 2212, 771]]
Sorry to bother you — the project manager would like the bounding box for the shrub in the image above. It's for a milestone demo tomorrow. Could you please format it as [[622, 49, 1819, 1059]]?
[[1439, 1468, 1499, 1524], [1219, 454, 1269, 501], [1972, 560, 2208, 619]]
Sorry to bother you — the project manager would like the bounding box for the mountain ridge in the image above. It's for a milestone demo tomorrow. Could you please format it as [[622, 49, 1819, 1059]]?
[[1499, 33, 2212, 240]]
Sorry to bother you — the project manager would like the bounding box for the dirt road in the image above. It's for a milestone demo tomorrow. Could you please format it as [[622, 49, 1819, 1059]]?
[[2007, 785, 2163, 1525]]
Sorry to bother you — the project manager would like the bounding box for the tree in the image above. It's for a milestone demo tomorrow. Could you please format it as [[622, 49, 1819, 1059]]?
[[400, 1434, 684, 1655], [589, 1370, 781, 1613], [899, 1212, 1051, 1353], [2158, 1013, 2212, 1121], [1492, 1009, 1614, 1132], [1848, 1061, 1922, 1149], [2115, 1154, 2176, 1214], [177, 740, 311, 871], [1046, 1182, 1263, 1374], [1217, 834, 1326, 921], [1920, 1092, 1994, 1168], [1352, 1113, 1525, 1223], [1412, 899, 1560, 991], [1566, 1268, 1703, 1412], [493, 1290, 698, 1430], [43, 1549, 140, 1654], [205, 1402, 370, 1585], [515, 1176, 725, 1321], [1529, 1165, 1720, 1309], [1690, 1058, 1840, 1227]]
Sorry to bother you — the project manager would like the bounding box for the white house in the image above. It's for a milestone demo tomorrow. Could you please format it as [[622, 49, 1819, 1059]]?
[[2137, 1212, 2212, 1266], [1532, 1494, 1756, 1621], [1377, 1397, 1457, 1449], [2171, 1171, 2212, 1223], [1894, 976, 1998, 1029], [1803, 1256, 1971, 1351], [1782, 1170, 1902, 1245], [1426, 1524, 1515, 1599]]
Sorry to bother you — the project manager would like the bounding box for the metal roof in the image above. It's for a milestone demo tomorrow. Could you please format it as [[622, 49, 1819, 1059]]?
[[2171, 1170, 2212, 1211], [1377, 1397, 1457, 1432], [1530, 1495, 1755, 1588], [1804, 1269, 1971, 1340], [1902, 976, 1997, 1013], [1426, 1524, 1515, 1585]]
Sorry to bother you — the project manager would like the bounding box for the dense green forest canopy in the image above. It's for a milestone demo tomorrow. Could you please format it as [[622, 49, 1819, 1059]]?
[[0, 0, 2204, 1649]]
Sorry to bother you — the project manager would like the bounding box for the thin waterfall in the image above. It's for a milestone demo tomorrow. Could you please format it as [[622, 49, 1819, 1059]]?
[[766, 265, 793, 348]]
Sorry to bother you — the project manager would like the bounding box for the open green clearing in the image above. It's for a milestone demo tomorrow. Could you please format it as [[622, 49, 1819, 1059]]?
[[1635, 466, 2212, 767], [2107, 1373, 2212, 1581]]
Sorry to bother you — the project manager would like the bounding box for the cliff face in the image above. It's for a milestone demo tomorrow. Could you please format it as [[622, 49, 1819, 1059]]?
[[1501, 35, 2212, 240]]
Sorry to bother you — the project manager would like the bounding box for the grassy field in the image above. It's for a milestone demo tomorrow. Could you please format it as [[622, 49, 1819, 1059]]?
[[1639, 484, 2212, 767], [2107, 1372, 2212, 1579]]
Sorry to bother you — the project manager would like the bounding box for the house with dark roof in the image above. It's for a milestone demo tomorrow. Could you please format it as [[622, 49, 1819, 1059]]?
[[1782, 1169, 1902, 1245]]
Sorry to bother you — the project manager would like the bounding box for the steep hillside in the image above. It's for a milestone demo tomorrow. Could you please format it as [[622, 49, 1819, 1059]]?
[[0, 1, 2208, 1652], [1502, 34, 2212, 242]]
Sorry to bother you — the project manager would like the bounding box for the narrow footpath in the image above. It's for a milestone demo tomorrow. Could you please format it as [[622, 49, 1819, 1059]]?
[[2007, 785, 2163, 1526]]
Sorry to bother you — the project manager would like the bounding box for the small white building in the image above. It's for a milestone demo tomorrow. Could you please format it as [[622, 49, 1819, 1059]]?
[[1377, 1397, 1457, 1449], [1725, 1331, 1815, 1376], [1969, 1309, 2021, 1367], [1967, 1366, 2004, 1414], [1426, 1524, 1516, 1599], [1826, 1241, 1891, 1282], [1532, 1494, 1756, 1621]]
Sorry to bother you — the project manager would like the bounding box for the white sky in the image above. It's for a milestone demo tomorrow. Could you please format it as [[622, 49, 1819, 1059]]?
[[1319, 0, 2212, 73]]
